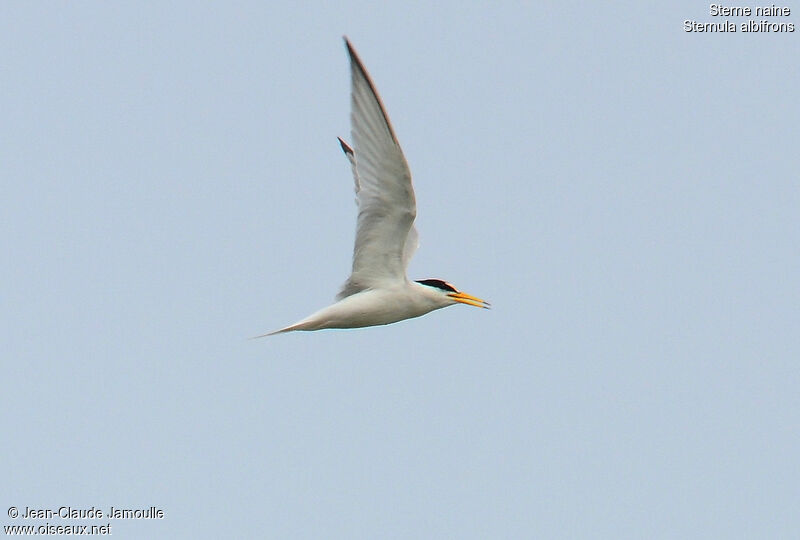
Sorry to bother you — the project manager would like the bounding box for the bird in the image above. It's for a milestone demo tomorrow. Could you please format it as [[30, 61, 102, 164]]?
[[260, 38, 489, 336]]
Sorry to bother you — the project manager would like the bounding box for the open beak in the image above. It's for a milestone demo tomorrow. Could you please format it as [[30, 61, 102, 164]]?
[[447, 291, 491, 309]]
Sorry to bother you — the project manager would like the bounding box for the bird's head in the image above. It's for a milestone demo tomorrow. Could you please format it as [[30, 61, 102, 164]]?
[[415, 279, 490, 309]]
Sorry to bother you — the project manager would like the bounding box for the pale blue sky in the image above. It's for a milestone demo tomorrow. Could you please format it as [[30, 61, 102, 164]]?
[[2, 2, 799, 538]]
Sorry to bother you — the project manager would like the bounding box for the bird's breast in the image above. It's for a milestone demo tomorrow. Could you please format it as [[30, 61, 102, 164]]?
[[308, 286, 441, 330]]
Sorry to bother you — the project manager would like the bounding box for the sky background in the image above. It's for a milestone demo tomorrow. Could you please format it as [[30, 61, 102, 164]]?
[[2, 2, 799, 538]]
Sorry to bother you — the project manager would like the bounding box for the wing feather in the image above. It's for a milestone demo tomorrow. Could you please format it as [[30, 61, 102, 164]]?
[[336, 38, 418, 300]]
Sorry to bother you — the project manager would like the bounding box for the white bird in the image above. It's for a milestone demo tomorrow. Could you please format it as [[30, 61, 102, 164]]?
[[261, 38, 489, 336]]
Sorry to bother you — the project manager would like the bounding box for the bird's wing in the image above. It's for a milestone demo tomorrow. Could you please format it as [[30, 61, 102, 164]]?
[[336, 38, 417, 300]]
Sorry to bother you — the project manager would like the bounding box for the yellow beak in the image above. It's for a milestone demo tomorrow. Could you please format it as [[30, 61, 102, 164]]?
[[447, 291, 491, 309]]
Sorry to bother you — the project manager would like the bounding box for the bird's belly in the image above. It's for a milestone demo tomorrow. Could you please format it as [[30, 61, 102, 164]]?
[[310, 289, 436, 329]]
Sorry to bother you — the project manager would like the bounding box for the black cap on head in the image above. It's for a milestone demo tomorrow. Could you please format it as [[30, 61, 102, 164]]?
[[415, 279, 458, 293]]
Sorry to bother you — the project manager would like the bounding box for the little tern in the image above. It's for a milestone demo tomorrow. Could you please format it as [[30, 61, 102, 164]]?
[[262, 38, 489, 336]]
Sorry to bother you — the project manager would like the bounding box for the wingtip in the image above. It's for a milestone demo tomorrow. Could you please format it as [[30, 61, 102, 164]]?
[[343, 36, 365, 69], [337, 136, 354, 156], [340, 36, 400, 145]]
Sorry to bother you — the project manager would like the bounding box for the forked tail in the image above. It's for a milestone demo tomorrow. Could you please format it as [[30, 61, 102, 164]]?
[[251, 319, 317, 338], [251, 326, 295, 339]]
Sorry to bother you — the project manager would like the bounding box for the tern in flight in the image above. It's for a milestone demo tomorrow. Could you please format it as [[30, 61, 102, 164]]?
[[261, 38, 489, 336]]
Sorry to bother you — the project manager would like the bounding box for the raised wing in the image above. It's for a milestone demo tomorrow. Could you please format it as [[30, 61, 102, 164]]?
[[336, 38, 417, 300]]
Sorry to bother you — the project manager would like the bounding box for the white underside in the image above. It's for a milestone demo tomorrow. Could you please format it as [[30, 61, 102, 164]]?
[[269, 282, 451, 334]]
